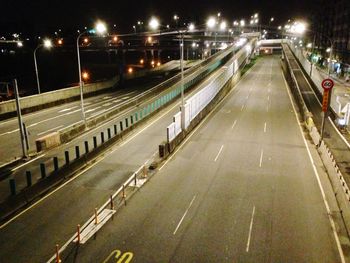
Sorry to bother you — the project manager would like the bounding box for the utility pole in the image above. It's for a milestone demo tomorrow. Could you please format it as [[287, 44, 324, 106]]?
[[14, 79, 28, 158]]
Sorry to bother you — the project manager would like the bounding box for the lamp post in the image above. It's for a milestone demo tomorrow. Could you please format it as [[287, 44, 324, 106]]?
[[33, 39, 52, 94], [76, 21, 107, 125], [149, 18, 195, 122]]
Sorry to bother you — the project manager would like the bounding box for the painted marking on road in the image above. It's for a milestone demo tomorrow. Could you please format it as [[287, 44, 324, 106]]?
[[173, 195, 196, 235], [268, 88, 271, 93], [264, 122, 267, 133], [246, 95, 249, 99], [259, 149, 264, 167], [58, 106, 78, 113], [267, 95, 270, 101], [231, 120, 237, 130], [103, 96, 112, 100], [122, 96, 130, 100], [84, 102, 91, 106], [113, 99, 123, 103], [0, 128, 19, 136], [266, 104, 269, 112], [241, 104, 245, 111], [214, 145, 224, 162], [159, 60, 259, 171], [103, 103, 112, 107], [102, 250, 133, 263], [282, 72, 346, 263], [85, 107, 101, 113], [37, 125, 64, 136], [246, 205, 256, 252]]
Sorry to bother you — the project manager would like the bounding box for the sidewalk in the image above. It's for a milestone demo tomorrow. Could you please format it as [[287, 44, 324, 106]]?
[[291, 47, 350, 119]]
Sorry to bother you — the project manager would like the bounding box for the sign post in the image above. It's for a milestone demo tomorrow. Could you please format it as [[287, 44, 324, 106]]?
[[320, 78, 334, 144]]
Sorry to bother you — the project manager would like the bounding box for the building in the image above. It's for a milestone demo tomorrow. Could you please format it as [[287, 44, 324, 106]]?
[[312, 0, 350, 72]]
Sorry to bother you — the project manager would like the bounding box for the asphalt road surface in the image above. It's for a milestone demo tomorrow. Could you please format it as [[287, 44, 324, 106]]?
[[0, 65, 182, 166], [59, 56, 346, 262], [0, 56, 225, 262]]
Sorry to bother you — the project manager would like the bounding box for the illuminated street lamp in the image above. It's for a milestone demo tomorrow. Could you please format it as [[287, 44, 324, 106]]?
[[149, 17, 160, 30], [34, 38, 52, 94], [207, 17, 216, 29], [77, 21, 107, 125]]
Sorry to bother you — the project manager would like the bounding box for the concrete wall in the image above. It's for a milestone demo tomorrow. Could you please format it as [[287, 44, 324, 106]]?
[[0, 76, 119, 120]]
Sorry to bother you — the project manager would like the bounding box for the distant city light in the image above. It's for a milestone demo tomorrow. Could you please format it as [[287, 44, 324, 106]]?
[[188, 23, 195, 31], [220, 21, 227, 31], [82, 71, 89, 80], [128, 67, 133, 73], [17, 41, 23, 47]]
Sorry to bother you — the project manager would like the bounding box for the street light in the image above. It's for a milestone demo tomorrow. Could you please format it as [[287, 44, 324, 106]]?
[[149, 17, 160, 30], [77, 21, 107, 125], [34, 38, 52, 94], [207, 17, 216, 29]]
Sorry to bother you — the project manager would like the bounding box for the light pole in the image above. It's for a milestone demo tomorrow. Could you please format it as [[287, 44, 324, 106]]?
[[33, 39, 52, 94], [149, 18, 195, 123], [76, 21, 107, 125]]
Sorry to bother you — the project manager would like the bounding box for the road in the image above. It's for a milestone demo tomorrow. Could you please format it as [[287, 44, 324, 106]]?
[[62, 56, 346, 262], [0, 54, 228, 262], [0, 59, 198, 167]]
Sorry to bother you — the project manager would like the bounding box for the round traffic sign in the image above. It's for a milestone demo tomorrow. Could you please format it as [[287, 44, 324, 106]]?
[[321, 78, 334, 90]]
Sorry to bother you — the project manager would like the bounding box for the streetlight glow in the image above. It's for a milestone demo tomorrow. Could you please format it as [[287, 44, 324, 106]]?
[[95, 22, 107, 34], [149, 17, 160, 30], [240, 20, 245, 27], [43, 39, 52, 48], [188, 23, 195, 31], [207, 17, 216, 28], [17, 41, 23, 47], [220, 21, 227, 31]]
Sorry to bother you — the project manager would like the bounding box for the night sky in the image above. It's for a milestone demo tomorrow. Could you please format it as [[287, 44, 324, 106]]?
[[1, 0, 316, 36]]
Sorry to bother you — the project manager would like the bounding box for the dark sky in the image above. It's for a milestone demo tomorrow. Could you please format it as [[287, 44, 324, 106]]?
[[0, 0, 316, 36]]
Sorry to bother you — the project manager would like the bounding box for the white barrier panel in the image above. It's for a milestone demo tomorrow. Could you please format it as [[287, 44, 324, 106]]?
[[165, 39, 256, 143], [183, 103, 190, 129], [167, 123, 176, 142], [174, 112, 182, 136]]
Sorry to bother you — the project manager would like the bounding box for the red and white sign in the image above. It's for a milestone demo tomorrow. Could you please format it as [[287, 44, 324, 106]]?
[[321, 79, 334, 91]]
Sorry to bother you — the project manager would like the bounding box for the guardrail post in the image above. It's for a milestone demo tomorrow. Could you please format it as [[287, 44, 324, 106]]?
[[9, 178, 16, 195], [125, 118, 129, 128], [55, 244, 61, 263], [26, 171, 32, 187], [93, 136, 97, 148], [40, 163, 46, 178], [53, 157, 59, 171], [84, 141, 89, 153], [77, 224, 81, 244], [134, 173, 137, 186], [65, 151, 70, 165], [75, 146, 80, 159], [108, 128, 111, 139], [135, 113, 138, 122], [101, 132, 105, 143], [110, 195, 114, 210], [130, 115, 134, 125], [120, 121, 123, 131], [114, 124, 117, 135], [94, 208, 98, 225]]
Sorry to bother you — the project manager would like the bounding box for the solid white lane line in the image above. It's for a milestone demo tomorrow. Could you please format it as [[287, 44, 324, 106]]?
[[259, 149, 264, 167], [37, 125, 64, 136], [264, 122, 267, 133], [231, 120, 237, 130], [11, 154, 46, 172], [282, 73, 346, 263], [246, 206, 256, 252], [214, 145, 224, 162], [173, 195, 196, 235]]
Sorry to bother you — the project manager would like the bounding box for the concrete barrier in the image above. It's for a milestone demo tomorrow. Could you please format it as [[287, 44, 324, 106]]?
[[35, 132, 61, 152], [282, 45, 350, 236], [0, 77, 119, 120]]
